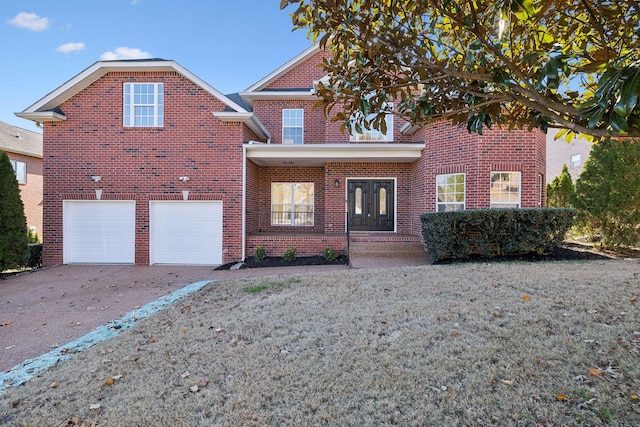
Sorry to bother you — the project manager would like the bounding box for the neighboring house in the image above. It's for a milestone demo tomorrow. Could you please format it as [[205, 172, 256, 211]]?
[[16, 46, 546, 266], [0, 121, 43, 237], [546, 127, 593, 182]]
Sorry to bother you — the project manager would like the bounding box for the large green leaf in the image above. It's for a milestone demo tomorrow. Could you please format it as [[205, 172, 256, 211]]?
[[614, 66, 640, 118]]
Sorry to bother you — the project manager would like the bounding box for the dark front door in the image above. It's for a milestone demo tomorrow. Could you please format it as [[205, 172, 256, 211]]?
[[347, 180, 394, 231]]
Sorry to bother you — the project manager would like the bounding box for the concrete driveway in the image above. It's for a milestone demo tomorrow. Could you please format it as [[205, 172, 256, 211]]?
[[0, 263, 350, 373]]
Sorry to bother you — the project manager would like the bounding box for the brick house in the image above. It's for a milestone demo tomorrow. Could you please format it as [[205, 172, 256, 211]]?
[[0, 121, 43, 238], [16, 45, 546, 266]]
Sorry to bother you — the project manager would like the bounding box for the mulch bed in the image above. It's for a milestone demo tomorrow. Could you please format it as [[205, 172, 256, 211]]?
[[215, 242, 639, 270], [215, 255, 349, 270]]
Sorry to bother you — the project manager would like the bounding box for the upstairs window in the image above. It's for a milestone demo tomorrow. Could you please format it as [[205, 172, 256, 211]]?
[[490, 172, 521, 208], [349, 103, 393, 142], [124, 83, 164, 127], [10, 160, 26, 184], [570, 154, 581, 168], [282, 109, 304, 144], [436, 173, 465, 211]]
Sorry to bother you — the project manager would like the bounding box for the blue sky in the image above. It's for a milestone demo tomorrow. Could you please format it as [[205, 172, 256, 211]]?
[[1, 0, 313, 132]]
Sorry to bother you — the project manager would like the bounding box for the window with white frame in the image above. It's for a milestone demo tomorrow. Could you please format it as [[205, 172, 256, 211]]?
[[349, 103, 394, 142], [570, 154, 581, 168], [271, 183, 314, 226], [123, 83, 164, 127], [436, 173, 465, 211], [10, 160, 26, 184], [282, 109, 304, 144], [490, 171, 521, 208]]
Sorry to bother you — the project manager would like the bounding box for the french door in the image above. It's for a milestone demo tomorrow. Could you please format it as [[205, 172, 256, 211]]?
[[347, 179, 394, 231]]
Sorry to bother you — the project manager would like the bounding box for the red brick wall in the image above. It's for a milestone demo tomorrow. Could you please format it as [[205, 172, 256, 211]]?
[[251, 166, 325, 233], [252, 99, 326, 144], [409, 121, 546, 237], [42, 71, 245, 265], [6, 152, 43, 237], [264, 49, 330, 89]]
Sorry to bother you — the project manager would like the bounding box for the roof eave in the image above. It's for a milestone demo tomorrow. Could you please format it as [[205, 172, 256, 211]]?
[[15, 111, 67, 123], [243, 142, 425, 166], [212, 112, 271, 141], [19, 60, 249, 118], [243, 45, 319, 93]]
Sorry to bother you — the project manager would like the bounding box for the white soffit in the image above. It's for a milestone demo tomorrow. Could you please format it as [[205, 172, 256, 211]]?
[[244, 143, 425, 166]]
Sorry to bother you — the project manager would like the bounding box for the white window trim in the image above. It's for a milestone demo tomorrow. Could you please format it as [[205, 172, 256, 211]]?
[[436, 173, 465, 212], [349, 103, 394, 142], [10, 159, 26, 184], [490, 171, 521, 209], [271, 182, 314, 226], [123, 82, 164, 128], [282, 109, 304, 144]]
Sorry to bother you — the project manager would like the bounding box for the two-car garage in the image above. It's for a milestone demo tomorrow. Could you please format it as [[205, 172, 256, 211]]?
[[63, 200, 223, 265]]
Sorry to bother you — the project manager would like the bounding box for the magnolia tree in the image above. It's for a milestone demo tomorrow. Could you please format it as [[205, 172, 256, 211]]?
[[281, 0, 640, 140]]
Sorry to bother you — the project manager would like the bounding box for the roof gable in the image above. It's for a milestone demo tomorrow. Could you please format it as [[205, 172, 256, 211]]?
[[244, 45, 320, 92], [16, 59, 250, 122]]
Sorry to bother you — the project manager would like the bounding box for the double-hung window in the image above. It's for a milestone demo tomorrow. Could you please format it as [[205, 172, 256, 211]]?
[[10, 160, 26, 184], [349, 103, 393, 142], [282, 109, 304, 144], [436, 173, 465, 211], [271, 183, 314, 226], [490, 172, 521, 208], [123, 83, 164, 127]]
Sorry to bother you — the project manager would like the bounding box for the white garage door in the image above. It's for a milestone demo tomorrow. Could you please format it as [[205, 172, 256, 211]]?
[[63, 201, 136, 264], [149, 201, 223, 265]]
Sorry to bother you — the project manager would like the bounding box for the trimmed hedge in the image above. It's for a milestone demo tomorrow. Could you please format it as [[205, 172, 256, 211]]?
[[421, 208, 576, 262]]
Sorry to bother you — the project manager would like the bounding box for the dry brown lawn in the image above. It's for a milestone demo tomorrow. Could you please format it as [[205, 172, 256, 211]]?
[[1, 259, 639, 426]]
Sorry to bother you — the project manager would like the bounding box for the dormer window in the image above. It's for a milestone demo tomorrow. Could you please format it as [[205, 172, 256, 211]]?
[[282, 109, 304, 144], [123, 83, 164, 127]]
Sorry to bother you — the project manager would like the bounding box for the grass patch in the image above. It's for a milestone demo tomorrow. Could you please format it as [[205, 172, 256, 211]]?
[[242, 277, 301, 293]]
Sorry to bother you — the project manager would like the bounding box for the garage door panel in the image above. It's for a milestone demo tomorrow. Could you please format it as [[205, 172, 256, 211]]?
[[150, 201, 223, 265], [64, 201, 136, 264]]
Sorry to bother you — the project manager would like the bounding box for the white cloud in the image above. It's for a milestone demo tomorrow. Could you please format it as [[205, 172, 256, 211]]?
[[8, 12, 50, 31], [100, 47, 152, 61], [56, 42, 85, 54]]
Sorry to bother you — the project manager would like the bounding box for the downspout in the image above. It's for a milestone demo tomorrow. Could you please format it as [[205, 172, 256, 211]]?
[[241, 144, 247, 262]]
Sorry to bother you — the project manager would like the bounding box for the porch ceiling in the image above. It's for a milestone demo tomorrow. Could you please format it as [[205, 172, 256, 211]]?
[[244, 142, 425, 166]]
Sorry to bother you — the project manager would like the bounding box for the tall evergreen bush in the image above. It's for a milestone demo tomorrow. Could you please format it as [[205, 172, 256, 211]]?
[[0, 151, 30, 272], [547, 164, 574, 208], [571, 139, 640, 250]]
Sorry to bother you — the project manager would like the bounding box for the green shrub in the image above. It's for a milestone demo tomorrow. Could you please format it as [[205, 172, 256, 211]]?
[[27, 243, 42, 268], [254, 246, 267, 263], [420, 208, 576, 262], [283, 247, 296, 263], [322, 247, 338, 261], [571, 138, 640, 250], [27, 229, 40, 244], [547, 164, 574, 207], [0, 151, 30, 272]]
